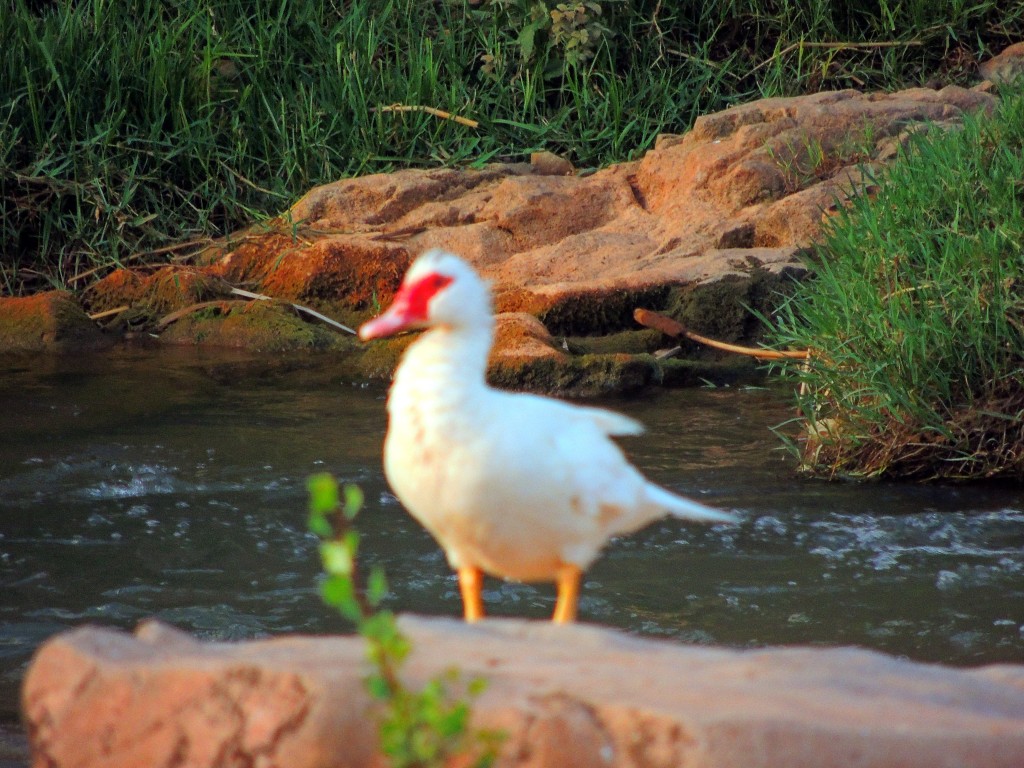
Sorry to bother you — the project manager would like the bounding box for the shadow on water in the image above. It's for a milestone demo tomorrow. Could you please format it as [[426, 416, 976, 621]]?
[[1, 348, 1023, 733]]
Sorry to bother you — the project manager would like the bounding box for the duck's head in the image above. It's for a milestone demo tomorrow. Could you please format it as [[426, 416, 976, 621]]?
[[359, 249, 493, 340]]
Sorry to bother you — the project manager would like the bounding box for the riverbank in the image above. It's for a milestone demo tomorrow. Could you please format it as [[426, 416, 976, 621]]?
[[0, 81, 1003, 397], [4, 1, 1021, 298]]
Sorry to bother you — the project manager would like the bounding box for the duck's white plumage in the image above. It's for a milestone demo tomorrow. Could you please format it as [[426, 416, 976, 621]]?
[[359, 249, 736, 616]]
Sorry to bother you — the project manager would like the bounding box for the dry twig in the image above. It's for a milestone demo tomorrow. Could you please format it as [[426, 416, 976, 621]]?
[[229, 287, 356, 335], [155, 300, 249, 330], [372, 103, 479, 129], [634, 307, 809, 360], [87, 305, 131, 321]]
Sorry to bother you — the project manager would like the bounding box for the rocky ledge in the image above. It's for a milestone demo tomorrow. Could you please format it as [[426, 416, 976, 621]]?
[[1, 83, 1002, 393], [22, 618, 1024, 768]]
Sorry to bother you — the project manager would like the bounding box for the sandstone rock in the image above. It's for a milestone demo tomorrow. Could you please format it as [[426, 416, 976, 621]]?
[[22, 618, 1024, 768], [530, 151, 575, 176], [979, 42, 1024, 85], [77, 86, 995, 391], [491, 312, 566, 367], [0, 291, 111, 353], [86, 267, 232, 317], [216, 86, 991, 334]]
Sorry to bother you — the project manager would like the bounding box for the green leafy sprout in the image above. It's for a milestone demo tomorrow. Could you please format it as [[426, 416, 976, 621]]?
[[307, 473, 502, 768]]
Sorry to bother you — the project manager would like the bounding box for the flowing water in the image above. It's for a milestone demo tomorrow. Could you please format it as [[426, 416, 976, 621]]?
[[2, 348, 1023, 733]]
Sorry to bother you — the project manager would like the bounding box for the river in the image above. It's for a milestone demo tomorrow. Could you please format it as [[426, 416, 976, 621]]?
[[2, 348, 1022, 735]]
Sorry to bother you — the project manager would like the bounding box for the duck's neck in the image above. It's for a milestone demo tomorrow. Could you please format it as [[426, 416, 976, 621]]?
[[391, 321, 494, 406]]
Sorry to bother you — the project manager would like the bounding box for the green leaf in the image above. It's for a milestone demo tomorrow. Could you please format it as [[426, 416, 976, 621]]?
[[367, 565, 389, 607], [467, 676, 488, 697], [320, 540, 355, 576], [307, 513, 333, 539], [366, 673, 391, 701], [320, 573, 352, 604], [342, 483, 364, 520], [307, 473, 339, 517], [518, 15, 548, 61], [320, 574, 361, 621]]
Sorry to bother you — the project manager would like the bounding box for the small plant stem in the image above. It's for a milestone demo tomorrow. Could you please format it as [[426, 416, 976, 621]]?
[[750, 39, 924, 75], [326, 507, 404, 696]]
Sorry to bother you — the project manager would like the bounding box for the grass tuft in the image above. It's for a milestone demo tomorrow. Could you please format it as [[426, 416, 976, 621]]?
[[767, 88, 1024, 481]]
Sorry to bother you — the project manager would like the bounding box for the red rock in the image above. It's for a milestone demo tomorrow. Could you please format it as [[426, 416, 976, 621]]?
[[55, 85, 997, 390], [86, 267, 231, 317], [979, 42, 1024, 85], [259, 86, 992, 334], [22, 618, 1024, 768], [256, 238, 409, 308], [0, 291, 110, 353], [490, 312, 565, 367]]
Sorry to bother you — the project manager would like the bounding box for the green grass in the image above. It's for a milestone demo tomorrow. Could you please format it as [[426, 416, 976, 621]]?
[[2, 0, 1022, 295], [767, 88, 1024, 481]]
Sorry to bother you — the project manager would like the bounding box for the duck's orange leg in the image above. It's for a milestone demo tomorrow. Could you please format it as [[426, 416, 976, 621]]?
[[552, 564, 582, 623], [458, 566, 485, 622]]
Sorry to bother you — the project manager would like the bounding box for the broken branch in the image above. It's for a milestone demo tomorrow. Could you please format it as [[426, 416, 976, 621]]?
[[634, 308, 809, 360], [229, 287, 356, 335]]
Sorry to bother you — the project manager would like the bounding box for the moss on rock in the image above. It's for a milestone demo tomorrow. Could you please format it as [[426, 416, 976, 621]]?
[[664, 270, 799, 345], [488, 353, 659, 397], [354, 334, 413, 379], [564, 329, 663, 356], [85, 266, 232, 324], [0, 291, 111, 353], [538, 286, 671, 336], [158, 301, 354, 353]]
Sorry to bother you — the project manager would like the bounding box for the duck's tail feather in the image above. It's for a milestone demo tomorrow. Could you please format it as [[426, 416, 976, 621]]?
[[646, 483, 739, 524]]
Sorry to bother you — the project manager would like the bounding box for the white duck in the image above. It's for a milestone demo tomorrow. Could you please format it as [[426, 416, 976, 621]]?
[[359, 249, 737, 623]]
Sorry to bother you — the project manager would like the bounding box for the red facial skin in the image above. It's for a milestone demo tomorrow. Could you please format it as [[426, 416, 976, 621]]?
[[359, 272, 453, 340]]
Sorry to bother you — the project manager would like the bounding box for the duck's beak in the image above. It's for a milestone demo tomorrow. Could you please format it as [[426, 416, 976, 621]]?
[[359, 271, 453, 341], [358, 303, 415, 341]]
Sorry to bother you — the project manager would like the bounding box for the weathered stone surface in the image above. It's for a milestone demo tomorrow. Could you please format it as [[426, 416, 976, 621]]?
[[0, 291, 111, 353], [979, 42, 1024, 85], [57, 85, 998, 390], [22, 618, 1024, 768], [205, 87, 991, 344], [86, 266, 232, 316]]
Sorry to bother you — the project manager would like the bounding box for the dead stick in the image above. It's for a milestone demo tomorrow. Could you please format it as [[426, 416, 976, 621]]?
[[372, 103, 479, 129], [229, 287, 356, 335], [88, 305, 131, 321], [155, 300, 249, 331], [634, 308, 809, 360]]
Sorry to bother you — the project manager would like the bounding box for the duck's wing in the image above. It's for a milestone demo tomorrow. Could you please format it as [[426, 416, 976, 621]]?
[[507, 392, 644, 437]]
